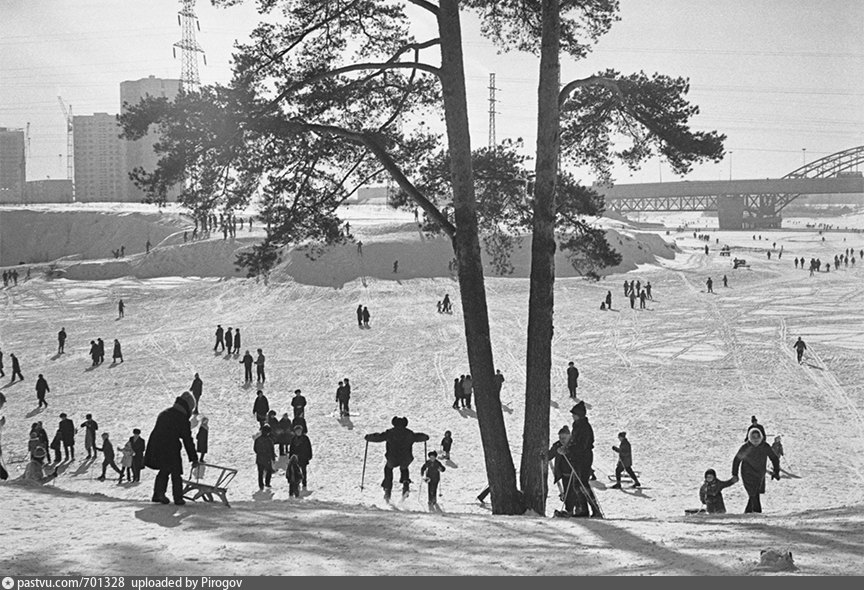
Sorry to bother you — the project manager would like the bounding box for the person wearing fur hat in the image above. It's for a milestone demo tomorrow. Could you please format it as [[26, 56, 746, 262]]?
[[364, 416, 429, 500], [144, 391, 198, 505], [732, 426, 781, 513], [610, 432, 641, 489], [560, 401, 602, 517], [699, 469, 738, 514]]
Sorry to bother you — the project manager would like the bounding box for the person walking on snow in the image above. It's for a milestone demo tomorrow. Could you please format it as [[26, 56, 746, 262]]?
[[58, 413, 76, 461], [356, 304, 364, 328], [288, 424, 313, 489], [254, 424, 276, 490], [699, 469, 737, 514], [722, 275, 728, 288], [362, 306, 370, 328], [645, 283, 652, 300], [225, 328, 234, 354], [144, 391, 198, 505], [129, 429, 145, 482], [240, 350, 254, 383], [559, 401, 602, 517], [732, 426, 781, 513], [57, 328, 67, 354], [461, 375, 473, 409], [112, 339, 123, 363], [255, 349, 266, 384], [96, 338, 105, 364], [610, 432, 641, 489], [35, 374, 50, 409], [793, 337, 807, 364], [253, 390, 270, 426], [452, 378, 462, 409], [214, 325, 225, 353], [421, 450, 446, 508], [233, 329, 241, 355], [605, 291, 612, 309], [364, 416, 429, 500], [441, 431, 453, 460], [629, 289, 636, 309], [118, 299, 125, 319], [638, 289, 647, 309], [196, 417, 209, 463], [706, 277, 714, 293], [96, 433, 123, 481], [10, 353, 23, 382], [566, 362, 579, 399]]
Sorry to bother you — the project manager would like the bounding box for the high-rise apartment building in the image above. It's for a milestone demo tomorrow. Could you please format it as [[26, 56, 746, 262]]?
[[0, 127, 26, 204], [72, 113, 127, 202], [121, 75, 182, 202]]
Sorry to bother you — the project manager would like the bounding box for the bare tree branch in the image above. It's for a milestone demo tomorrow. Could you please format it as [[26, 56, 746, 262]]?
[[559, 75, 622, 107], [407, 0, 440, 14]]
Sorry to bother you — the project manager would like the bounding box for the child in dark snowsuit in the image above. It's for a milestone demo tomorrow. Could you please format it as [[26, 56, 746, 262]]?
[[440, 431, 453, 460], [96, 433, 123, 481], [699, 468, 738, 513], [196, 417, 209, 463], [286, 454, 304, 497], [420, 450, 446, 508]]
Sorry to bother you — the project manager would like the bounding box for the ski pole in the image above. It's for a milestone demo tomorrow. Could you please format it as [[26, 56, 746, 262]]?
[[360, 440, 369, 491], [562, 453, 605, 518]]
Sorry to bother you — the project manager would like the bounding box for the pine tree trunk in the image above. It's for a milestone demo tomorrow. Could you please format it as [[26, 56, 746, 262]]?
[[437, 0, 524, 515], [520, 0, 561, 517]]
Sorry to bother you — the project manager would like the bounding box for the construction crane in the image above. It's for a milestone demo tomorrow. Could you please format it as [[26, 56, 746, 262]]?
[[57, 96, 75, 200]]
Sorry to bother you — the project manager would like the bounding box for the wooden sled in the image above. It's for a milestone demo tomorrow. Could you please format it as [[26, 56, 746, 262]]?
[[181, 463, 238, 507]]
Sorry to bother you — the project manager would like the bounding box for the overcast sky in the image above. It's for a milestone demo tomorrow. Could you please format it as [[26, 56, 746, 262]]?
[[1, 0, 862, 185]]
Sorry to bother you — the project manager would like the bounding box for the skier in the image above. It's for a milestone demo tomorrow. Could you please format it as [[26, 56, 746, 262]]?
[[214, 325, 225, 352], [699, 469, 738, 514], [240, 350, 254, 383], [566, 362, 579, 399], [610, 432, 641, 489], [58, 413, 76, 461], [420, 450, 446, 509], [291, 389, 307, 419], [706, 277, 714, 293], [10, 353, 23, 382], [364, 416, 429, 500], [356, 304, 364, 328], [560, 402, 602, 517], [196, 417, 209, 463], [95, 433, 122, 481], [233, 329, 241, 355], [144, 391, 198, 505], [732, 426, 781, 513], [35, 374, 50, 409], [57, 328, 67, 354], [793, 337, 807, 364], [253, 390, 270, 426], [190, 373, 203, 413], [255, 348, 266, 384], [440, 431, 453, 460], [225, 328, 234, 354], [362, 306, 370, 328], [254, 424, 276, 490], [112, 339, 123, 363], [129, 429, 145, 482], [118, 299, 125, 319], [81, 414, 99, 459], [288, 424, 313, 489]]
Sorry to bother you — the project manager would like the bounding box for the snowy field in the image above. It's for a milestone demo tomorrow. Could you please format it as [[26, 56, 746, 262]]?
[[1, 205, 864, 575]]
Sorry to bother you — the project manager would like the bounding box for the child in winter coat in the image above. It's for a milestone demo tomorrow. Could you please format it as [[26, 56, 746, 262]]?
[[420, 450, 446, 508], [699, 468, 738, 514], [96, 433, 123, 481], [119, 441, 134, 482], [196, 417, 209, 463], [440, 431, 453, 460], [286, 454, 304, 497]]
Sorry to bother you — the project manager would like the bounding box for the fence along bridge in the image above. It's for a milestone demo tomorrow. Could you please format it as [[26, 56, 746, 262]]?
[[596, 146, 864, 229]]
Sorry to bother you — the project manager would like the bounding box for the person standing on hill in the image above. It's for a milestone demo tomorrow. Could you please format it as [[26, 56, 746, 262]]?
[[362, 306, 370, 328], [129, 428, 145, 482], [88, 341, 98, 367], [494, 370, 505, 396], [461, 375, 473, 409], [81, 414, 99, 459], [96, 338, 105, 364], [233, 329, 241, 355], [706, 277, 714, 293], [214, 325, 225, 353], [240, 350, 254, 383], [793, 337, 807, 364], [623, 280, 629, 297], [732, 426, 781, 514], [145, 240, 151, 254], [190, 373, 203, 414], [196, 417, 209, 463], [35, 374, 50, 410], [364, 416, 429, 500], [10, 353, 23, 382], [605, 291, 612, 309], [452, 378, 462, 409], [0, 349, 5, 378], [118, 300, 125, 319], [629, 289, 636, 309], [254, 424, 276, 490], [610, 432, 641, 489], [112, 339, 123, 363], [144, 391, 198, 505], [566, 362, 579, 399], [291, 389, 307, 419], [57, 328, 67, 354], [561, 401, 602, 518], [255, 349, 266, 384], [253, 390, 270, 426], [225, 328, 234, 354], [420, 450, 446, 509], [288, 424, 313, 490], [722, 275, 728, 288], [356, 304, 364, 328], [58, 413, 76, 461], [645, 283, 652, 300], [638, 289, 647, 309]]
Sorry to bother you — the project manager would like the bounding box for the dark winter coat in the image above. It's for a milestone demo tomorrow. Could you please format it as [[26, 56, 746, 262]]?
[[274, 418, 295, 445], [254, 433, 275, 468], [112, 342, 122, 358], [421, 458, 446, 482], [80, 419, 98, 443], [289, 434, 313, 466], [98, 439, 115, 462], [565, 416, 594, 473], [196, 427, 208, 454], [49, 431, 61, 451], [567, 366, 579, 387], [291, 416, 308, 434], [545, 440, 572, 483], [336, 385, 349, 402], [612, 438, 633, 468], [129, 436, 145, 466], [233, 332, 241, 349], [365, 423, 429, 467], [144, 403, 197, 471], [732, 441, 780, 497], [241, 353, 253, 368], [35, 376, 50, 396], [11, 356, 20, 373], [441, 436, 452, 453], [59, 418, 76, 445], [253, 395, 270, 418], [291, 395, 307, 412], [190, 377, 203, 398], [700, 477, 736, 514]]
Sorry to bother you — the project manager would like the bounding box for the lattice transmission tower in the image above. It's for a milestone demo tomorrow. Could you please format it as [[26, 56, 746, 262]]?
[[488, 73, 498, 148], [173, 0, 206, 92]]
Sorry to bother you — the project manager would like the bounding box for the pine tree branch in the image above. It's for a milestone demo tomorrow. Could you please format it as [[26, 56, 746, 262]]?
[[559, 75, 622, 107]]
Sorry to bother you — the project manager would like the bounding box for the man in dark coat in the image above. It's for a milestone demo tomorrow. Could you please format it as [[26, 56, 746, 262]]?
[[605, 291, 612, 310], [560, 401, 602, 517], [233, 329, 241, 355], [356, 304, 364, 328], [58, 413, 76, 461], [214, 325, 225, 352], [57, 328, 67, 354], [732, 426, 781, 513], [793, 337, 807, 364], [566, 362, 579, 399], [364, 416, 429, 500], [255, 349, 266, 384], [610, 432, 641, 489], [80, 413, 99, 459], [35, 374, 50, 409], [240, 350, 254, 383], [129, 428, 146, 482], [253, 390, 270, 425], [275, 413, 294, 456], [336, 381, 350, 417], [288, 424, 313, 489], [362, 306, 370, 328], [225, 328, 234, 354], [10, 353, 23, 382], [291, 389, 307, 419], [254, 424, 276, 489], [144, 391, 198, 505], [190, 373, 203, 414], [96, 338, 105, 364]]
